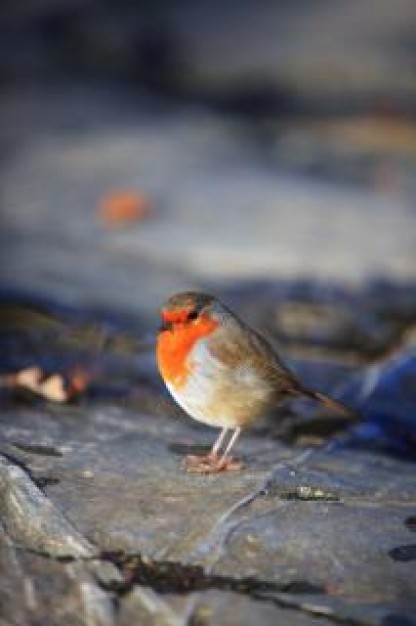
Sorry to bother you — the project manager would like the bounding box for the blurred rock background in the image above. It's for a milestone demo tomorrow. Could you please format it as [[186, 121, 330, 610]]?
[[0, 0, 415, 318]]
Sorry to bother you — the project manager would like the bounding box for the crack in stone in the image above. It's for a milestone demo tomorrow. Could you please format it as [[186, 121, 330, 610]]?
[[15, 547, 341, 625], [98, 551, 325, 598], [11, 441, 64, 457], [12, 535, 414, 626], [16, 545, 416, 626], [75, 552, 411, 626], [189, 448, 315, 571]]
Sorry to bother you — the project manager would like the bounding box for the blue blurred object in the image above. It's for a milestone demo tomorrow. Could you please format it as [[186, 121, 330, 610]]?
[[345, 351, 416, 458]]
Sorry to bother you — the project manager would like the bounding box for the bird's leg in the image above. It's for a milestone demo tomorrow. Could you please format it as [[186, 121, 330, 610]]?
[[210, 427, 229, 458], [184, 428, 228, 469], [215, 427, 243, 471]]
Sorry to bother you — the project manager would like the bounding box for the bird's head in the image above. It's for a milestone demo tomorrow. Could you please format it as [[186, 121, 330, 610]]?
[[158, 292, 219, 334], [157, 292, 221, 387]]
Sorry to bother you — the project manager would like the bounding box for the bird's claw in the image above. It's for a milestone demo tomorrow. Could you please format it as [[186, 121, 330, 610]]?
[[183, 454, 244, 474]]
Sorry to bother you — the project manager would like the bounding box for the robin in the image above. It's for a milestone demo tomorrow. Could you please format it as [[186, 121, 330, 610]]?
[[157, 291, 354, 473]]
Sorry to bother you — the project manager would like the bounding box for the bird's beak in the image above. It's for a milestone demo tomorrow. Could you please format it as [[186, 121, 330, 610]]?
[[159, 319, 173, 333]]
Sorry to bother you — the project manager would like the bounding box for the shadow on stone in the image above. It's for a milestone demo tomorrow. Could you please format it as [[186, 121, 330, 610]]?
[[388, 545, 416, 562], [404, 516, 416, 532]]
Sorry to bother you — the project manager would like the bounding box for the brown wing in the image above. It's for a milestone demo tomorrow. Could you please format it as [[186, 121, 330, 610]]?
[[245, 324, 302, 393], [208, 302, 357, 418], [209, 309, 300, 397]]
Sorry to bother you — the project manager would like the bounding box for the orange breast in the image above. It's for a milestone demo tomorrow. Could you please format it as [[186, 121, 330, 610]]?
[[157, 315, 218, 390]]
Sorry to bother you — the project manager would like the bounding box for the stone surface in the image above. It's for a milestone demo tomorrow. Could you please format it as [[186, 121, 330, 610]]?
[[0, 454, 95, 559], [0, 374, 415, 624], [0, 524, 116, 626], [118, 588, 335, 626]]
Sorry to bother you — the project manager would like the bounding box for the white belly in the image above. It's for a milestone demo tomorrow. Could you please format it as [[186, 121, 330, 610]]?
[[165, 339, 272, 429]]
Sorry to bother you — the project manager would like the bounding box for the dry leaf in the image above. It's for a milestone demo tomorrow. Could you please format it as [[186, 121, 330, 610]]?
[[7, 366, 89, 403], [39, 374, 68, 402], [13, 366, 43, 392]]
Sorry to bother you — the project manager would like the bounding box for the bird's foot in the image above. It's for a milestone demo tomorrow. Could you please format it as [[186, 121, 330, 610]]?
[[183, 453, 243, 474]]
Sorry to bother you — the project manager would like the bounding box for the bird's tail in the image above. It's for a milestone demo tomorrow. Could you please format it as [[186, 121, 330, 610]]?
[[300, 387, 357, 419]]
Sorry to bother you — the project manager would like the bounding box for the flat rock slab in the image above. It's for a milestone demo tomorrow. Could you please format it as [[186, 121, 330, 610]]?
[[1, 397, 415, 625]]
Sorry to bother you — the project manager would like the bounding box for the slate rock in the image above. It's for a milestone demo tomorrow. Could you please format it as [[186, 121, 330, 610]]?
[[118, 588, 334, 626], [0, 524, 115, 626], [1, 399, 415, 624], [0, 453, 95, 559]]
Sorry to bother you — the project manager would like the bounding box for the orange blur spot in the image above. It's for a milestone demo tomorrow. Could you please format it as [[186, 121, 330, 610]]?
[[98, 190, 151, 227]]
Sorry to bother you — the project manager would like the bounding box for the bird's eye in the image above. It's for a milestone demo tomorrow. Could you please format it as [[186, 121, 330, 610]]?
[[187, 309, 199, 321]]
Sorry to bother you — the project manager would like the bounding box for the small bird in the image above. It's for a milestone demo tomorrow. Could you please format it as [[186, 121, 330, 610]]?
[[157, 291, 353, 473]]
